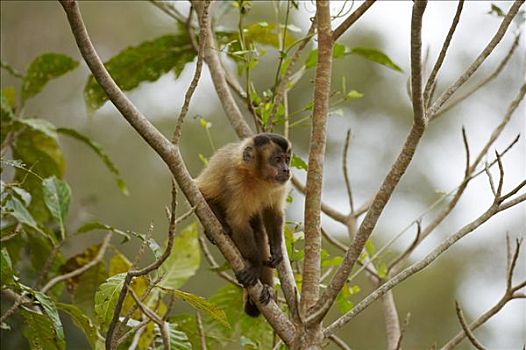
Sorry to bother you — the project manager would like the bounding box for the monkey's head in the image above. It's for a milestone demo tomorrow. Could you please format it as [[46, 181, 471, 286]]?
[[242, 133, 292, 185]]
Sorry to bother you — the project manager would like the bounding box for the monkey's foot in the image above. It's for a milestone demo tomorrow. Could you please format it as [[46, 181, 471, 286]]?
[[235, 266, 259, 287], [259, 284, 274, 305], [264, 253, 283, 268]]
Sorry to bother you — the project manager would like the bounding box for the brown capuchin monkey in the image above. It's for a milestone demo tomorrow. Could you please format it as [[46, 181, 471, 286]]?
[[196, 133, 291, 317]]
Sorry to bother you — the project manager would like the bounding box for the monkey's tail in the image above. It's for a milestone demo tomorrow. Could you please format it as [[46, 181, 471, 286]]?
[[243, 290, 260, 317]]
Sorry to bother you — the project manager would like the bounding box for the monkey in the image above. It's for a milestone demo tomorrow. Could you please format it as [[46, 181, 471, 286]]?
[[195, 133, 291, 317]]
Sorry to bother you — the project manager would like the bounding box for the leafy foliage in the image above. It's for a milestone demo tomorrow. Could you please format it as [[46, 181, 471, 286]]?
[[159, 222, 200, 289], [84, 34, 195, 111], [22, 53, 79, 103]]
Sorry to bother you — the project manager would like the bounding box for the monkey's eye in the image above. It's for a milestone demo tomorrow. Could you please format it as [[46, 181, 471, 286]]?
[[274, 156, 282, 163]]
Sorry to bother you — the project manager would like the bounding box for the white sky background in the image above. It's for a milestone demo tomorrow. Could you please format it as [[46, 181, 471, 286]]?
[[122, 1, 526, 347]]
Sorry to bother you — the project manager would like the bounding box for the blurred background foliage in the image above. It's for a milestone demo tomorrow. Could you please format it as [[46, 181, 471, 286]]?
[[1, 1, 524, 349]]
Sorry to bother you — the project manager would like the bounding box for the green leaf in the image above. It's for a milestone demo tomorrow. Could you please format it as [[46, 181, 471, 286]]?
[[166, 323, 192, 350], [57, 128, 129, 195], [22, 53, 79, 103], [290, 153, 308, 171], [20, 308, 65, 350], [84, 34, 195, 111], [1, 89, 15, 145], [159, 222, 200, 289], [16, 118, 58, 141], [488, 4, 505, 17], [304, 43, 348, 69], [13, 128, 65, 222], [95, 273, 125, 332], [57, 303, 99, 348], [158, 287, 229, 328], [345, 90, 364, 100], [243, 22, 296, 48], [4, 194, 45, 236], [1, 248, 15, 286], [32, 290, 65, 342], [349, 47, 403, 72], [42, 176, 71, 240], [72, 262, 108, 318]]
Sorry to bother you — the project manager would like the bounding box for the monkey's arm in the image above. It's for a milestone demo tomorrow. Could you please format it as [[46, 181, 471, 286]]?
[[262, 207, 284, 267]]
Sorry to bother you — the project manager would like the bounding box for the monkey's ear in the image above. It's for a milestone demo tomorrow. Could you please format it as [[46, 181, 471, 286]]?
[[243, 146, 254, 162]]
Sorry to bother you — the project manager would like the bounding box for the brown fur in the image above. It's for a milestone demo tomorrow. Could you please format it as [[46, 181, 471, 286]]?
[[196, 133, 291, 317]]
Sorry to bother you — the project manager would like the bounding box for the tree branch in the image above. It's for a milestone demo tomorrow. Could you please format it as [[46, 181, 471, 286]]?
[[309, 0, 428, 324], [59, 1, 295, 345], [437, 34, 520, 115], [423, 0, 464, 107], [192, 0, 252, 138], [455, 301, 487, 350], [428, 0, 524, 119], [172, 0, 211, 144], [300, 0, 333, 314], [332, 0, 376, 41], [325, 186, 526, 337]]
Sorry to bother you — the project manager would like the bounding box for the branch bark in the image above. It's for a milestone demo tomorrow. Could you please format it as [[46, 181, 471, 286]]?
[[59, 0, 295, 345], [428, 0, 524, 119], [308, 0, 428, 324], [332, 0, 376, 41], [300, 0, 332, 316]]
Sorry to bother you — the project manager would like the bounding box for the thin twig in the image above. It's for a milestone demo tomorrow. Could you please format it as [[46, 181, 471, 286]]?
[[198, 235, 241, 286], [428, 1, 524, 119], [196, 312, 207, 350], [455, 301, 487, 350], [437, 34, 521, 115], [332, 0, 376, 41], [172, 0, 210, 144], [423, 0, 464, 107], [149, 0, 187, 24], [128, 287, 170, 350], [395, 312, 411, 350], [41, 233, 112, 293], [328, 334, 352, 350], [325, 184, 526, 337], [342, 129, 355, 213]]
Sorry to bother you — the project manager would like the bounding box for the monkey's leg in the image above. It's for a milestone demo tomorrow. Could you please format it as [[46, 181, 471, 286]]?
[[229, 220, 263, 287], [251, 215, 274, 305], [262, 207, 284, 267]]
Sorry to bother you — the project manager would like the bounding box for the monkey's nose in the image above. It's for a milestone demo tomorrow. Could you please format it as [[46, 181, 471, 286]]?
[[283, 168, 290, 176]]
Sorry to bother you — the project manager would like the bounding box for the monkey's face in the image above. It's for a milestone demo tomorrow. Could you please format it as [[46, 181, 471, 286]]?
[[265, 148, 291, 184], [244, 133, 292, 185]]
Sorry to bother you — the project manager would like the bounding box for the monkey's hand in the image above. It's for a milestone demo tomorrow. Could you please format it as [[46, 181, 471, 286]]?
[[259, 284, 274, 305], [263, 252, 283, 268], [235, 264, 259, 287]]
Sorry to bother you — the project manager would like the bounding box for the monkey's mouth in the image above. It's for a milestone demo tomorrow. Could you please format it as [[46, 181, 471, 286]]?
[[275, 173, 291, 183]]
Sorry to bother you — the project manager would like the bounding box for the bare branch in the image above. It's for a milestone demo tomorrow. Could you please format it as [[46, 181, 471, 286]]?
[[411, 1, 428, 126], [41, 232, 112, 293], [342, 129, 355, 213], [455, 302, 487, 350], [310, 0, 428, 324], [172, 0, 211, 144], [198, 235, 240, 286], [387, 221, 421, 274], [128, 287, 170, 350], [192, 1, 252, 138], [484, 162, 497, 196], [149, 0, 186, 24], [324, 199, 506, 337], [328, 334, 352, 350], [332, 0, 376, 41], [423, 0, 464, 107], [291, 176, 348, 224], [428, 0, 524, 119], [301, 0, 333, 314], [196, 312, 207, 350], [437, 34, 521, 115], [395, 313, 411, 350]]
